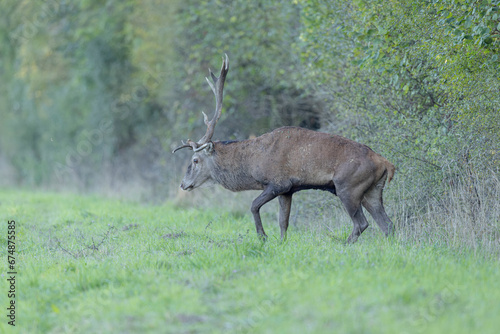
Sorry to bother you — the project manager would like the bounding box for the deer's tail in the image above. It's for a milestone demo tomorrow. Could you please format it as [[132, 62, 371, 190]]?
[[386, 160, 396, 184]]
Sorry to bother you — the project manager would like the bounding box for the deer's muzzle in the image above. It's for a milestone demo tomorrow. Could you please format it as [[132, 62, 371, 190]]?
[[180, 182, 194, 191]]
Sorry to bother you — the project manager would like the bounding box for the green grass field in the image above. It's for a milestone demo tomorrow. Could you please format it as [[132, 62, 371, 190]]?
[[1, 189, 499, 333]]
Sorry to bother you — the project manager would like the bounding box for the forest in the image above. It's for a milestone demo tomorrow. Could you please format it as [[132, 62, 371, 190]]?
[[1, 0, 497, 193]]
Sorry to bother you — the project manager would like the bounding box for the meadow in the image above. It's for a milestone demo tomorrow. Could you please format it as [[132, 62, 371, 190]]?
[[1, 188, 500, 334]]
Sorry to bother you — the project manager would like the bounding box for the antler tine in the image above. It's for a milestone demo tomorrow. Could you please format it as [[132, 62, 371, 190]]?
[[172, 140, 197, 153], [197, 54, 229, 145], [202, 111, 209, 126], [210, 71, 218, 83]]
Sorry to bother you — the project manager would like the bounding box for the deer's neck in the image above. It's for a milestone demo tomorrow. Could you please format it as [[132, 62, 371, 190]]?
[[209, 140, 263, 191]]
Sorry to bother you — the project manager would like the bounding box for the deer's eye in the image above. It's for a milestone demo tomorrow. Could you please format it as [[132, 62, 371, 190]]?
[[193, 158, 199, 164]]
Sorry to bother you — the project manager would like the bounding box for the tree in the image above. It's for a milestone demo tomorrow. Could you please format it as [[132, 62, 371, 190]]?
[[299, 0, 499, 204]]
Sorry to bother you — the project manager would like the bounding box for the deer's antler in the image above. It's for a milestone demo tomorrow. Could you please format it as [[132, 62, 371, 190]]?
[[173, 54, 229, 153]]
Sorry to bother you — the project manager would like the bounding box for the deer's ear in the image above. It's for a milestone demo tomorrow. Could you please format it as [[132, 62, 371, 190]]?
[[204, 142, 214, 154]]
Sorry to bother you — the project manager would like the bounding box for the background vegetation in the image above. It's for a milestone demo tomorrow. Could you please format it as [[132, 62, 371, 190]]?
[[1, 0, 499, 197]]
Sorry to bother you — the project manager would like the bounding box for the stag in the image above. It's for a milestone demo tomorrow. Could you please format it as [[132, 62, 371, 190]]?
[[173, 55, 395, 243]]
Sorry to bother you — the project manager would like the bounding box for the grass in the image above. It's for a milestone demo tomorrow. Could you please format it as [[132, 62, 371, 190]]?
[[1, 188, 500, 333]]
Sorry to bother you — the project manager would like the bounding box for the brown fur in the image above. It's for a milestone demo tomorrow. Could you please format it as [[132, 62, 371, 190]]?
[[179, 126, 395, 243]]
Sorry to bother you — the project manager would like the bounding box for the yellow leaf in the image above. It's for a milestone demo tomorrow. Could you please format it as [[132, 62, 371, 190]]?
[[51, 304, 60, 314]]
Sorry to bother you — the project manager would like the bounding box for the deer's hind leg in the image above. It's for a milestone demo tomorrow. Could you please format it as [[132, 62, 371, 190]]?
[[337, 190, 370, 244], [361, 179, 394, 237]]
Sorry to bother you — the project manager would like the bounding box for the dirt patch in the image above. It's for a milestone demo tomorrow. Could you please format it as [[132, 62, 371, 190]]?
[[162, 232, 185, 239]]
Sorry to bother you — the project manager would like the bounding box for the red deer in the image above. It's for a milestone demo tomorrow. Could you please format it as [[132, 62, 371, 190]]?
[[173, 55, 395, 243]]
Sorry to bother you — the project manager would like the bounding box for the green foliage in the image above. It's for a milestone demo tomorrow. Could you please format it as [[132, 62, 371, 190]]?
[[299, 0, 500, 204], [0, 0, 499, 207], [0, 0, 319, 191], [174, 0, 317, 139], [1, 0, 141, 186]]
